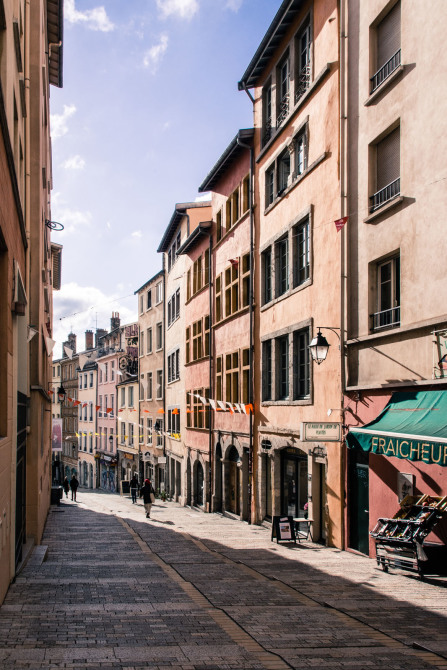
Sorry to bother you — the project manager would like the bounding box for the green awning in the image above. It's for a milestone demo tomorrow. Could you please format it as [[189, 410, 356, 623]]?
[[346, 391, 447, 466]]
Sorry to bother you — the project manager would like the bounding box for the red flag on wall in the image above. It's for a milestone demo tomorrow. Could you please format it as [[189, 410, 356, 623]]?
[[334, 216, 348, 232]]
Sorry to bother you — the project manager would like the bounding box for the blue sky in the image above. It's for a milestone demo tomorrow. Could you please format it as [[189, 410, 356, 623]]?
[[51, 0, 279, 357]]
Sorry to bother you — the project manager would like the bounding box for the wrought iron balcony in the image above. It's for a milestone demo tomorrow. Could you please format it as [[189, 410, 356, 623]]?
[[262, 119, 273, 146], [370, 49, 401, 93], [371, 306, 400, 331], [295, 65, 311, 104], [276, 94, 290, 128], [369, 177, 400, 213]]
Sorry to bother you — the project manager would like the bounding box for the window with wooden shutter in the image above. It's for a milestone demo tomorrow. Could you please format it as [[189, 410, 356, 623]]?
[[377, 127, 400, 191], [377, 1, 400, 70]]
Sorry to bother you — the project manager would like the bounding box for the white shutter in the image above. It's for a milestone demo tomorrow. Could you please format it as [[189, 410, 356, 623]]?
[[377, 1, 401, 68], [377, 127, 400, 190]]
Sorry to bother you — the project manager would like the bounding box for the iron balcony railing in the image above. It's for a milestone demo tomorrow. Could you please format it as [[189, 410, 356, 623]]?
[[371, 49, 401, 93], [276, 93, 290, 128], [371, 306, 400, 331], [295, 65, 311, 104], [369, 177, 400, 212], [262, 119, 273, 146]]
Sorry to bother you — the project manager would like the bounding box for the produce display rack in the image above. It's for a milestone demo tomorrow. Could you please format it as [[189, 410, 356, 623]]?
[[370, 494, 447, 578]]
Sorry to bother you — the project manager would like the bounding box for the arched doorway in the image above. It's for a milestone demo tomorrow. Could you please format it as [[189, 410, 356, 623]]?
[[280, 447, 308, 517], [195, 461, 204, 506], [83, 461, 88, 486], [228, 446, 240, 515], [89, 464, 93, 489], [214, 443, 222, 512], [186, 457, 192, 507]]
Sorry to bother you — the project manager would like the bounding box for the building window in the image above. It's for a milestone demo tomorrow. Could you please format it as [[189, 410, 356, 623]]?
[[225, 351, 239, 404], [292, 217, 310, 288], [193, 255, 203, 294], [294, 129, 308, 176], [167, 288, 180, 327], [370, 125, 400, 212], [265, 166, 275, 208], [295, 16, 311, 103], [262, 247, 272, 305], [275, 236, 289, 297], [167, 408, 180, 436], [104, 363, 108, 382], [372, 255, 400, 331], [241, 253, 250, 308], [139, 295, 144, 315], [262, 340, 272, 401], [155, 418, 163, 447], [129, 423, 134, 447], [216, 356, 223, 402], [276, 335, 289, 400], [262, 79, 273, 145], [193, 390, 203, 429], [83, 373, 87, 389], [242, 176, 250, 214], [167, 348, 180, 383], [226, 188, 240, 230], [293, 329, 310, 399], [120, 422, 125, 444], [111, 395, 114, 417], [241, 348, 250, 405], [140, 331, 145, 356], [111, 361, 115, 381], [277, 51, 290, 127], [147, 372, 152, 400], [147, 289, 152, 310], [216, 208, 223, 242], [155, 281, 163, 304], [215, 274, 222, 322], [120, 387, 125, 408], [277, 148, 290, 194], [371, 1, 401, 93], [192, 319, 203, 361], [204, 315, 210, 357], [147, 418, 153, 445], [89, 403, 93, 421], [156, 322, 163, 350], [185, 326, 191, 364], [156, 370, 163, 399], [147, 327, 152, 354], [225, 262, 239, 317], [128, 386, 134, 408]]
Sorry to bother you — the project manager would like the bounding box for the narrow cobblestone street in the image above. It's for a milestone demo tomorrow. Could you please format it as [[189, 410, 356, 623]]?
[[1, 490, 447, 669]]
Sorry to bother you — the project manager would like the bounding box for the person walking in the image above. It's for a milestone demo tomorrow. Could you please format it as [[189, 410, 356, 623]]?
[[70, 474, 79, 502], [130, 474, 139, 504], [140, 479, 155, 518], [62, 476, 70, 499]]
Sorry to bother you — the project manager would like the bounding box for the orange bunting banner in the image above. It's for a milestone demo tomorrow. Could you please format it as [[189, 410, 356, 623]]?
[[157, 408, 165, 414], [106, 407, 113, 414], [96, 405, 101, 411], [73, 400, 81, 406]]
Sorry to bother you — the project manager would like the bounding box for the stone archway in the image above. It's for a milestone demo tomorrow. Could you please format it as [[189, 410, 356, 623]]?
[[194, 461, 204, 507], [213, 442, 223, 512], [186, 457, 192, 507]]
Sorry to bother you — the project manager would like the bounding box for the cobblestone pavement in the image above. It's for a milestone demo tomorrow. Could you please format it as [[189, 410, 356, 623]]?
[[1, 490, 447, 669]]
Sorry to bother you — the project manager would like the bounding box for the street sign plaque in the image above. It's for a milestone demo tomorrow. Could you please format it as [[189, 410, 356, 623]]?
[[300, 422, 342, 442]]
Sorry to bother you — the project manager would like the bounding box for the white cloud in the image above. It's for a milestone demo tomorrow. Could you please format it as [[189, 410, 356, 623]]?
[[51, 194, 92, 235], [156, 0, 199, 20], [53, 282, 136, 360], [143, 34, 169, 73], [65, 0, 114, 32], [61, 155, 85, 170], [225, 0, 243, 11], [51, 104, 77, 140], [131, 230, 143, 239]]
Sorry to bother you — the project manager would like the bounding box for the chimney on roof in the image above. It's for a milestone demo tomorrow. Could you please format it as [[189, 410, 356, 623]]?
[[62, 332, 76, 358], [110, 312, 120, 331], [85, 330, 94, 350], [95, 328, 107, 347]]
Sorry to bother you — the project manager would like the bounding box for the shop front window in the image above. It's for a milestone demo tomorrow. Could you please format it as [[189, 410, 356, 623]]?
[[281, 447, 307, 518]]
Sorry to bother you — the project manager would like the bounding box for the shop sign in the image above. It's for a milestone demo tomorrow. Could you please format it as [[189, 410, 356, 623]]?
[[103, 455, 112, 462], [157, 456, 167, 464], [397, 473, 414, 502], [143, 451, 152, 462], [300, 422, 342, 442], [370, 435, 447, 466]]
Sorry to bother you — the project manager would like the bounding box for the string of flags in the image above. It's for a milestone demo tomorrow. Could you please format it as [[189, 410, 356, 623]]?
[[50, 390, 253, 415]]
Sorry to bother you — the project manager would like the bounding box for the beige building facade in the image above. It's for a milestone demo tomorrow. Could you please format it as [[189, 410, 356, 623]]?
[[239, 0, 344, 546], [0, 0, 63, 604], [344, 0, 447, 556], [136, 270, 165, 488], [158, 202, 212, 504]]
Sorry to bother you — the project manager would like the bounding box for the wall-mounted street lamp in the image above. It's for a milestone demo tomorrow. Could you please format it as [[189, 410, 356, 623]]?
[[309, 327, 341, 365], [57, 385, 66, 402]]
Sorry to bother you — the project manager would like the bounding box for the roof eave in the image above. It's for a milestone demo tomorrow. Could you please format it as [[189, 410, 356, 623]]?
[[198, 128, 254, 193]]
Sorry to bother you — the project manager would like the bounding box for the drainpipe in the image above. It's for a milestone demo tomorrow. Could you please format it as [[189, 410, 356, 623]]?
[[339, 0, 348, 549], [208, 231, 213, 512], [237, 130, 254, 525]]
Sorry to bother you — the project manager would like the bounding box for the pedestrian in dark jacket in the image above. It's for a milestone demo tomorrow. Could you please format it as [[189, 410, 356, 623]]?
[[70, 475, 79, 502], [63, 477, 70, 498], [140, 479, 155, 518], [130, 475, 139, 504]]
